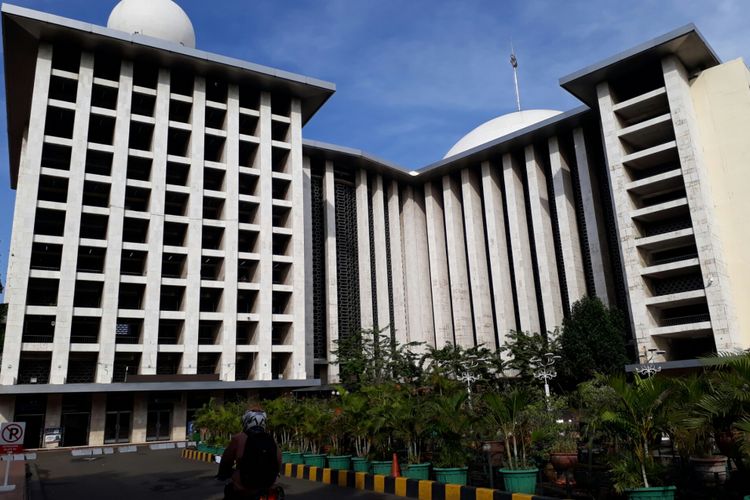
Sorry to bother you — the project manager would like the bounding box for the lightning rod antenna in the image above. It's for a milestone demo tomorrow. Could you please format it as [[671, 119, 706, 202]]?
[[510, 41, 521, 112]]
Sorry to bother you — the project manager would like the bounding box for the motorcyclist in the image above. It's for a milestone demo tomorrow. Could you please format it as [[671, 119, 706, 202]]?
[[217, 409, 282, 500]]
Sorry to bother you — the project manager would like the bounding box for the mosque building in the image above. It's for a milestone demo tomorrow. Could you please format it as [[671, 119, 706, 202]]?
[[1, 0, 749, 447]]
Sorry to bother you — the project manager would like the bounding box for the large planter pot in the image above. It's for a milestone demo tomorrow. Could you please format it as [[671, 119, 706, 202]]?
[[433, 466, 469, 485], [327, 455, 352, 471], [500, 468, 538, 494], [281, 451, 291, 463], [303, 453, 327, 468], [287, 452, 305, 465], [351, 457, 371, 473], [482, 440, 505, 467], [625, 486, 676, 500], [550, 452, 578, 472], [403, 463, 430, 480], [371, 460, 393, 476], [196, 443, 225, 455], [689, 456, 728, 486]]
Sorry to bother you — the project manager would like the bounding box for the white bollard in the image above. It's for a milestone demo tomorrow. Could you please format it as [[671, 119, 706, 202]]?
[[0, 453, 16, 493]]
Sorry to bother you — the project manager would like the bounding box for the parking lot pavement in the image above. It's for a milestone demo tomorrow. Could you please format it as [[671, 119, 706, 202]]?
[[29, 448, 400, 499]]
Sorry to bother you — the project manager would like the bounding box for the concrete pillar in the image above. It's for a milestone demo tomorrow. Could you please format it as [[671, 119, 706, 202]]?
[[171, 393, 187, 441], [461, 168, 495, 348], [525, 145, 563, 332], [257, 91, 273, 380], [387, 181, 408, 344], [89, 393, 106, 446], [442, 175, 474, 347], [549, 136, 587, 307], [50, 52, 94, 384], [1, 44, 53, 385], [424, 181, 453, 346], [573, 128, 613, 305], [0, 397, 15, 424], [140, 68, 171, 375], [322, 161, 339, 382], [481, 160, 516, 346], [502, 153, 540, 333], [355, 170, 374, 330], [402, 185, 435, 347], [662, 56, 739, 350], [290, 99, 308, 380], [302, 157, 315, 377], [131, 393, 148, 444], [183, 77, 206, 375], [98, 61, 134, 383], [371, 175, 391, 331], [221, 84, 241, 381], [44, 394, 63, 448]]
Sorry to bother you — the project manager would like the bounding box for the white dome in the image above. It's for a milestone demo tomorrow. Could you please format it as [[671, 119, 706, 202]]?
[[444, 109, 562, 159], [108, 0, 196, 48]]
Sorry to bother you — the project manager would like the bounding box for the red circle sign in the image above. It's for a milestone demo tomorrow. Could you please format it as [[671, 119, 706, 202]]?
[[1, 424, 23, 443]]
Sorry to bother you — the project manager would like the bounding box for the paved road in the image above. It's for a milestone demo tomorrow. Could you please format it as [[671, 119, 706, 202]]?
[[29, 448, 400, 500]]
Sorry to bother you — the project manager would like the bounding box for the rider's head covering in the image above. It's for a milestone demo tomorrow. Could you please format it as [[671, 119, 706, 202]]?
[[242, 409, 267, 431]]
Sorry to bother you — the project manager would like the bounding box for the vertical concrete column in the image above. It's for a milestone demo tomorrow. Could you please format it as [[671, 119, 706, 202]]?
[[322, 161, 339, 382], [131, 393, 148, 443], [424, 181, 453, 346], [256, 92, 273, 380], [402, 185, 435, 347], [171, 393, 187, 441], [301, 157, 315, 377], [89, 393, 107, 446], [221, 84, 241, 381], [98, 61, 134, 383], [44, 394, 63, 448], [502, 153, 540, 333], [387, 181, 408, 343], [140, 69, 171, 375], [461, 168, 495, 348], [549, 136, 587, 306], [51, 52, 95, 384], [525, 145, 564, 332], [573, 128, 613, 305], [662, 56, 739, 350], [0, 397, 15, 424], [442, 175, 474, 347], [289, 99, 308, 379], [355, 169, 374, 330], [371, 175, 391, 331], [596, 82, 655, 352], [183, 77, 206, 375], [1, 44, 53, 385], [481, 160, 516, 347]]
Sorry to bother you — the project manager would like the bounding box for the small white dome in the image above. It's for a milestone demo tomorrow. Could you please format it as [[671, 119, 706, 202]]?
[[444, 109, 562, 159], [108, 0, 196, 48]]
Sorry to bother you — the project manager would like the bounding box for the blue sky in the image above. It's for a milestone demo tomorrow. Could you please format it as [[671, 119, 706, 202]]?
[[1, 0, 750, 299]]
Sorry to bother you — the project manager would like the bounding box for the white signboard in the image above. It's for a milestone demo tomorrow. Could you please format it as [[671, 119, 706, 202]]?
[[0, 422, 25, 454]]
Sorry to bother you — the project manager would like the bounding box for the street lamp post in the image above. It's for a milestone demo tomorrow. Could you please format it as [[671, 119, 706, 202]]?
[[634, 348, 666, 377], [457, 354, 492, 408], [530, 353, 561, 410]]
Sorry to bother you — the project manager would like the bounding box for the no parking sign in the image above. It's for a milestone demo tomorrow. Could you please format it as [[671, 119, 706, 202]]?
[[0, 423, 25, 454]]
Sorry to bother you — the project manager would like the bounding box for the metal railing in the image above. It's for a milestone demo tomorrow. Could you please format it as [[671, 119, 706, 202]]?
[[659, 313, 711, 327]]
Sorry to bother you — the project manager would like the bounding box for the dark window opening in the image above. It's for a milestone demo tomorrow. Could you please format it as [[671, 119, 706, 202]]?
[[115, 319, 142, 345], [129, 122, 154, 151], [271, 94, 291, 116], [169, 99, 192, 123], [120, 250, 147, 276], [271, 353, 290, 380], [272, 234, 291, 257], [658, 303, 711, 327], [163, 222, 188, 247], [203, 168, 225, 191], [201, 257, 224, 281], [88, 114, 116, 145], [202, 197, 224, 220], [160, 286, 185, 311], [202, 226, 224, 250], [205, 107, 226, 130], [85, 150, 114, 177], [239, 85, 260, 110], [70, 317, 100, 344], [197, 353, 220, 375], [118, 283, 145, 310], [206, 79, 228, 103], [48, 75, 78, 103], [239, 173, 258, 196], [30, 243, 63, 271], [238, 259, 258, 283], [271, 148, 289, 173], [77, 246, 106, 274], [82, 181, 110, 208], [272, 291, 291, 315], [238, 202, 258, 224], [272, 121, 289, 142], [156, 353, 181, 375], [45, 107, 75, 139], [27, 278, 59, 306], [37, 175, 68, 203], [113, 353, 140, 382], [164, 191, 188, 216], [648, 271, 704, 297], [133, 62, 159, 89], [131, 91, 156, 117], [122, 217, 149, 243], [170, 71, 194, 96], [52, 45, 81, 73], [272, 178, 290, 200], [158, 319, 183, 345], [236, 322, 257, 345], [34, 208, 66, 236], [198, 321, 221, 345], [67, 355, 97, 383], [22, 315, 56, 343], [204, 135, 225, 163], [237, 290, 257, 314], [166, 162, 189, 186], [80, 213, 108, 240], [667, 336, 716, 361], [238, 231, 259, 253], [74, 281, 103, 308], [239, 141, 257, 168], [42, 143, 72, 171], [124, 186, 150, 212], [272, 323, 292, 345], [93, 53, 121, 81], [648, 243, 699, 266], [272, 205, 291, 228], [167, 128, 190, 157], [272, 262, 292, 285], [239, 114, 258, 136], [18, 354, 52, 384], [127, 156, 152, 181], [200, 288, 222, 313], [161, 253, 186, 279], [235, 353, 255, 380], [91, 84, 118, 110]]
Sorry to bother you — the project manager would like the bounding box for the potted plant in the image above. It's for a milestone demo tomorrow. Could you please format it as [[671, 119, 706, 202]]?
[[299, 398, 329, 468], [392, 385, 431, 480], [326, 399, 352, 471], [338, 388, 373, 473], [426, 390, 471, 485], [193, 399, 245, 455], [601, 375, 676, 499], [484, 388, 538, 494], [266, 395, 305, 464], [549, 429, 579, 474], [364, 384, 400, 476]]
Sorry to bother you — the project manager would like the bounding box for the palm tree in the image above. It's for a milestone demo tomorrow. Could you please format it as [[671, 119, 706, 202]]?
[[483, 388, 533, 469]]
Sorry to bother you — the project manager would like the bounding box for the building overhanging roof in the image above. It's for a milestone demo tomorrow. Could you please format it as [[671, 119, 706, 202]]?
[[560, 23, 721, 107], [2, 3, 336, 188]]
